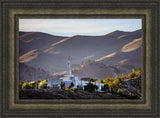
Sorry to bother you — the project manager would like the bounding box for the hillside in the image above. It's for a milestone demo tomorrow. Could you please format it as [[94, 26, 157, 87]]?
[[72, 61, 118, 80], [19, 29, 142, 82], [19, 63, 56, 82], [19, 32, 68, 56]]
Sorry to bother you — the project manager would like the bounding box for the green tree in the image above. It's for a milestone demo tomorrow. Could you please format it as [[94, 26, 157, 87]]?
[[29, 81, 37, 89], [19, 82, 23, 89], [117, 88, 122, 94], [103, 76, 112, 85], [89, 77, 94, 82], [136, 68, 141, 73], [128, 69, 136, 80], [69, 82, 74, 88], [101, 84, 109, 91], [38, 82, 49, 89], [113, 77, 120, 87], [84, 83, 98, 92], [136, 68, 142, 78], [100, 80, 104, 83], [108, 82, 114, 92], [132, 68, 135, 73], [93, 84, 98, 90], [35, 81, 39, 89], [59, 81, 65, 89], [22, 82, 32, 89], [120, 74, 125, 81]]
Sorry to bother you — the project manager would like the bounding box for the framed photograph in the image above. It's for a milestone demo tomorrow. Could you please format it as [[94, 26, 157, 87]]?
[[0, 0, 159, 117], [19, 18, 143, 100]]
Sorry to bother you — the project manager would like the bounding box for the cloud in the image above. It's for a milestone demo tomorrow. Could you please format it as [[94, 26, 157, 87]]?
[[19, 19, 142, 36]]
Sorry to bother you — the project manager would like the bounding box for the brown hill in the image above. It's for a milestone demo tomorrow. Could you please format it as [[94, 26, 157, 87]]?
[[19, 32, 68, 56], [72, 61, 118, 80], [19, 29, 142, 82], [19, 63, 55, 82], [105, 30, 132, 37]]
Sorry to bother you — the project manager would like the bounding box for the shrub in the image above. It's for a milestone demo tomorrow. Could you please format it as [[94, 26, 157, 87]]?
[[70, 87, 78, 91], [38, 82, 49, 89], [29, 81, 37, 89], [93, 84, 98, 90], [101, 84, 109, 91], [59, 81, 65, 89], [22, 82, 32, 89], [131, 94, 137, 97], [89, 77, 94, 82], [40, 79, 48, 83], [113, 77, 120, 87], [19, 82, 23, 89], [120, 74, 125, 81], [21, 81, 40, 89], [100, 80, 104, 83], [133, 76, 137, 79], [137, 73, 141, 78], [103, 76, 112, 85], [69, 82, 74, 88], [35, 81, 40, 89], [128, 71, 136, 80], [84, 82, 98, 92], [132, 68, 135, 73], [117, 88, 122, 94], [136, 68, 141, 73], [136, 68, 142, 78]]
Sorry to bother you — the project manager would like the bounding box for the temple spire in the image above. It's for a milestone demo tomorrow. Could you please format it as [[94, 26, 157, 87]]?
[[68, 56, 70, 60], [67, 56, 72, 77]]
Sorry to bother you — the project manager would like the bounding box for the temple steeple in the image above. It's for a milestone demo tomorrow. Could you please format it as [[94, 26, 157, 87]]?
[[67, 56, 72, 77]]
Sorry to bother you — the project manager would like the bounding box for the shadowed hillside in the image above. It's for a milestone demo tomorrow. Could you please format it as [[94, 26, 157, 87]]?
[[19, 63, 56, 82], [19, 32, 68, 56], [19, 29, 142, 82], [72, 61, 118, 80]]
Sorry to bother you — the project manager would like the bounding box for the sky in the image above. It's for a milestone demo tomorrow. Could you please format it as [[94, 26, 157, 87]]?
[[19, 19, 142, 36]]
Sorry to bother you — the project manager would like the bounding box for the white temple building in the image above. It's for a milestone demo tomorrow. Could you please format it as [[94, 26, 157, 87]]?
[[59, 56, 79, 87], [48, 56, 104, 92]]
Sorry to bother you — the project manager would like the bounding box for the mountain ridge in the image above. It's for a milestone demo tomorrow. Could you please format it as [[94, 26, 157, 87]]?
[[19, 29, 142, 82]]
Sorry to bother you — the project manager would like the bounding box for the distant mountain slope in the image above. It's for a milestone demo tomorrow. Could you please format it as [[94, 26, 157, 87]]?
[[104, 30, 132, 37], [19, 29, 142, 82], [19, 32, 68, 56], [19, 63, 54, 82], [72, 61, 118, 80]]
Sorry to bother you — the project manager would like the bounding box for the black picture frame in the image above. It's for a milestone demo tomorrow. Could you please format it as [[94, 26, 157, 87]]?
[[0, 0, 159, 117]]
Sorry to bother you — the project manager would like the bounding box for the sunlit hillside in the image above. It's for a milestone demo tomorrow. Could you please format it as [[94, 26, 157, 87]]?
[[19, 29, 141, 82]]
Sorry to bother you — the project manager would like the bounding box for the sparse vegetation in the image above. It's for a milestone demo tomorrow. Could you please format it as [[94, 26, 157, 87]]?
[[19, 68, 142, 99], [99, 80, 104, 83], [100, 68, 142, 99], [101, 84, 109, 91], [20, 79, 48, 89], [112, 77, 120, 87], [120, 74, 125, 81], [38, 82, 49, 89], [117, 88, 122, 94], [59, 81, 65, 89], [69, 82, 74, 88], [19, 82, 23, 89], [89, 77, 94, 82], [22, 82, 31, 89], [84, 82, 98, 92]]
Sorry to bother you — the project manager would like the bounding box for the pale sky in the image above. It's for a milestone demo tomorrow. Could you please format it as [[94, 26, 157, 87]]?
[[19, 19, 142, 36]]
